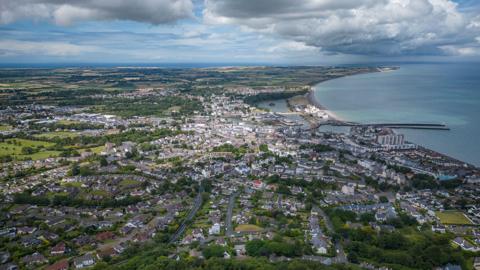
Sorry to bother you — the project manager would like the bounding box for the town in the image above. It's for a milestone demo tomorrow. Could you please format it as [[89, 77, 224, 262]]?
[[0, 66, 479, 270]]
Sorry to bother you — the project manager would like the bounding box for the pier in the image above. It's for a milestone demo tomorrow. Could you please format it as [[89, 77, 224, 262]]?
[[303, 121, 450, 131], [346, 122, 449, 130]]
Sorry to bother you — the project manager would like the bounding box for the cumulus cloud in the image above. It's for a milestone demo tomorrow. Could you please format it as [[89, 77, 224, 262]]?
[[204, 0, 480, 56], [0, 0, 194, 26], [263, 41, 319, 53]]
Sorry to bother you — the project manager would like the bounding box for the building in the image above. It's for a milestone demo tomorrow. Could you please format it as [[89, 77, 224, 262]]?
[[452, 237, 480, 252], [375, 206, 398, 222], [73, 254, 95, 269], [376, 129, 417, 150], [21, 252, 47, 266], [474, 257, 480, 270], [95, 231, 115, 242], [473, 257, 480, 270], [341, 185, 355, 195], [312, 237, 329, 254], [0, 251, 10, 264], [50, 242, 66, 255], [234, 244, 246, 256], [208, 223, 221, 235], [377, 131, 405, 146], [0, 263, 18, 270], [435, 264, 462, 270], [45, 259, 69, 270]]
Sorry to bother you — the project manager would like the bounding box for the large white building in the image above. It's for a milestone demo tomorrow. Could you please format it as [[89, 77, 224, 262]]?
[[375, 130, 416, 150], [377, 133, 405, 145]]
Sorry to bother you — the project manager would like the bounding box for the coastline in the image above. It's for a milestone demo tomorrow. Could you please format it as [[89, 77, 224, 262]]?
[[264, 67, 395, 127], [305, 90, 345, 122], [302, 67, 399, 123], [300, 66, 478, 168]]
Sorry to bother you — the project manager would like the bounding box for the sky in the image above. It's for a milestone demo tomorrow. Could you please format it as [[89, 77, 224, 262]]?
[[0, 0, 480, 65]]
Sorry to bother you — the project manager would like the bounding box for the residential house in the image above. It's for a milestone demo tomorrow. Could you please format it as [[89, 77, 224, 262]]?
[[0, 251, 10, 264], [452, 237, 480, 252], [435, 264, 462, 270], [45, 259, 69, 270], [234, 244, 246, 256], [95, 231, 115, 242], [21, 252, 47, 266], [209, 223, 221, 235], [51, 242, 66, 256], [73, 254, 95, 269], [474, 257, 480, 270], [0, 263, 18, 270]]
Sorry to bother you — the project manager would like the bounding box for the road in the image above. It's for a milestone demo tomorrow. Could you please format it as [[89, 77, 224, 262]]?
[[225, 192, 238, 237], [169, 183, 204, 243], [315, 206, 347, 263]]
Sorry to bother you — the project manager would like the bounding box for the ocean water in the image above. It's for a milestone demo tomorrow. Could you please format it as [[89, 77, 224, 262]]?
[[313, 63, 480, 166]]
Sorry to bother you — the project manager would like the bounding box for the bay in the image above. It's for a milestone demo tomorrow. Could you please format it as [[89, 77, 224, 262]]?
[[313, 63, 480, 166]]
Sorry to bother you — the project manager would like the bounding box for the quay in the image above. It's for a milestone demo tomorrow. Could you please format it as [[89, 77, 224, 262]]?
[[325, 122, 450, 130]]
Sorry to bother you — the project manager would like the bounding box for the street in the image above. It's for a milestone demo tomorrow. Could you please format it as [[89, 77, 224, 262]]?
[[169, 183, 204, 243], [225, 192, 238, 237], [315, 206, 347, 264]]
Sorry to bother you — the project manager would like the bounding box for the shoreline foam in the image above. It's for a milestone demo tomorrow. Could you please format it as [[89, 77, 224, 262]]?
[[305, 87, 345, 122]]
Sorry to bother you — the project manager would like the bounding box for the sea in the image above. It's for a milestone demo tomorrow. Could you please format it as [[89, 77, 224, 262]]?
[[313, 63, 480, 167]]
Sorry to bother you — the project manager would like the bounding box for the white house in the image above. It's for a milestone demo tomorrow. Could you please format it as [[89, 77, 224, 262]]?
[[209, 223, 221, 235]]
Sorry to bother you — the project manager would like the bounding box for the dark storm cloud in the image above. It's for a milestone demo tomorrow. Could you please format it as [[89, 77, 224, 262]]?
[[205, 0, 480, 56]]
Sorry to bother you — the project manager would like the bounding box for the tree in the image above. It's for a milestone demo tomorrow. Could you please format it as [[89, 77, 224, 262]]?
[[246, 239, 268, 257], [70, 163, 80, 176], [360, 213, 375, 224], [259, 144, 269, 152], [378, 232, 407, 249], [412, 174, 438, 189], [99, 156, 108, 166], [78, 165, 93, 176], [202, 245, 225, 259], [21, 146, 35, 155]]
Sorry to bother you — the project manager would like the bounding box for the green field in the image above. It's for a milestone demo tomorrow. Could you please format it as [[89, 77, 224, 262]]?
[[119, 179, 139, 188], [88, 189, 109, 197], [436, 211, 473, 225], [26, 151, 62, 160], [89, 145, 105, 154], [56, 120, 82, 125], [34, 131, 79, 139], [0, 138, 59, 160], [234, 224, 263, 233], [0, 125, 13, 131]]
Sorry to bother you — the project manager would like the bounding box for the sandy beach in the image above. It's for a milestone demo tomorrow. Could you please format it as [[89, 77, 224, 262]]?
[[305, 89, 344, 122]]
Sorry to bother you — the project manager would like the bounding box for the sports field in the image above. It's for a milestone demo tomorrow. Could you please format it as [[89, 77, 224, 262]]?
[[436, 211, 473, 225]]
